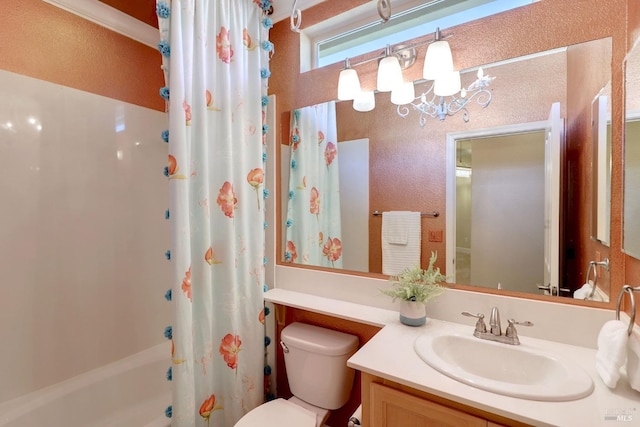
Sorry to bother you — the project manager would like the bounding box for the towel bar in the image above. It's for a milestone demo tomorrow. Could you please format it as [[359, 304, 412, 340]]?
[[616, 285, 640, 336], [585, 258, 609, 299], [372, 210, 439, 217]]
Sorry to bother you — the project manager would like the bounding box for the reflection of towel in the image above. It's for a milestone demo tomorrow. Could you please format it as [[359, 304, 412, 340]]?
[[595, 320, 629, 388], [627, 329, 640, 392], [573, 281, 605, 301], [382, 211, 421, 275], [383, 211, 411, 244]]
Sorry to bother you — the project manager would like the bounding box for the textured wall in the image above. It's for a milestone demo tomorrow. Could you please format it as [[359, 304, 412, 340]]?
[[0, 0, 164, 111]]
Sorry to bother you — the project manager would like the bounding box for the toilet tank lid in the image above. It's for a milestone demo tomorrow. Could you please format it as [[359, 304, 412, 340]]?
[[281, 322, 359, 356]]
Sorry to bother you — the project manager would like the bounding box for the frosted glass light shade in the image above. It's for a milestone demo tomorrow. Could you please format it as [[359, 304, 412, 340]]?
[[434, 70, 461, 97], [353, 91, 375, 112], [337, 68, 361, 100], [423, 40, 454, 80], [377, 56, 403, 92], [391, 81, 415, 105]]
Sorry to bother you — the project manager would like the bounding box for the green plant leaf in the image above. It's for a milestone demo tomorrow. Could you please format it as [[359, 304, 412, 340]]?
[[380, 251, 447, 304]]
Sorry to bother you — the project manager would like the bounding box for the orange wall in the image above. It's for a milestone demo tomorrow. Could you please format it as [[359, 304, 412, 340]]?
[[270, 0, 635, 317], [0, 0, 164, 112]]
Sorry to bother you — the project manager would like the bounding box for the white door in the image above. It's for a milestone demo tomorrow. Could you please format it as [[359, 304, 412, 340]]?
[[544, 102, 562, 295]]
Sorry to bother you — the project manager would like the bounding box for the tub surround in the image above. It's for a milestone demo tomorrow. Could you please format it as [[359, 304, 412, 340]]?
[[0, 0, 168, 404], [265, 288, 639, 426], [0, 342, 170, 427]]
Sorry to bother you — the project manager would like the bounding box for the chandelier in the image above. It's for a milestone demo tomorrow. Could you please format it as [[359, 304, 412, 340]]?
[[396, 68, 495, 128]]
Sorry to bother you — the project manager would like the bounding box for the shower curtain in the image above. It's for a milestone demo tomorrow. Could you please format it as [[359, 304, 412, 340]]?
[[285, 102, 343, 268], [156, 1, 272, 425]]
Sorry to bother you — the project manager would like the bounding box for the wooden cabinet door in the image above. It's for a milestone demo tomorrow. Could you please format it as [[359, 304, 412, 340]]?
[[370, 382, 486, 427]]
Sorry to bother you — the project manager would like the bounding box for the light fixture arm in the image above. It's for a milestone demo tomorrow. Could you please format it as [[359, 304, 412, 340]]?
[[433, 27, 441, 41], [343, 28, 452, 70]]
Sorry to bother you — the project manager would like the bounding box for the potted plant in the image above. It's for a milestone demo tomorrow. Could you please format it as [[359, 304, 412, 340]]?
[[381, 252, 447, 326]]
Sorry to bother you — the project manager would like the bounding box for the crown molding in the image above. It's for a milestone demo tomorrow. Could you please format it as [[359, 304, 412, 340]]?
[[42, 0, 158, 48]]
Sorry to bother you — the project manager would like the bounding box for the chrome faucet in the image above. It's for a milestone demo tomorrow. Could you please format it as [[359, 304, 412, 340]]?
[[489, 306, 501, 336], [462, 307, 533, 345]]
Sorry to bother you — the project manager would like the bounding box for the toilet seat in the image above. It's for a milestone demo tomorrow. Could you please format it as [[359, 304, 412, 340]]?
[[234, 398, 316, 427]]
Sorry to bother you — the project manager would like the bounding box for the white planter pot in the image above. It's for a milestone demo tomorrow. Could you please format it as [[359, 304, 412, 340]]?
[[399, 300, 427, 326]]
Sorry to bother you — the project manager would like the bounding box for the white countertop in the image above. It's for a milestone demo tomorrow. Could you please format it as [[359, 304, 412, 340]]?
[[265, 288, 640, 427]]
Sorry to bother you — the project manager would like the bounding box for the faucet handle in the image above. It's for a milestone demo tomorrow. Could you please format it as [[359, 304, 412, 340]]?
[[461, 311, 487, 333], [505, 318, 533, 339]]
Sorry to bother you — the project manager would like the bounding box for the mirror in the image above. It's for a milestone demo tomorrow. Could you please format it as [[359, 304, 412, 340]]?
[[280, 37, 612, 300], [624, 40, 640, 259]]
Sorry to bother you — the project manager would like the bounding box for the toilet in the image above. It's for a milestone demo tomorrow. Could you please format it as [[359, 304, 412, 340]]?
[[235, 322, 359, 427]]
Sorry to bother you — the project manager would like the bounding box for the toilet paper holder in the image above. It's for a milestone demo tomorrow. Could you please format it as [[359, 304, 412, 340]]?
[[348, 404, 362, 426]]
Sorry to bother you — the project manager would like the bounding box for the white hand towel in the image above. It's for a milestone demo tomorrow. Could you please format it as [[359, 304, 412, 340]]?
[[573, 281, 604, 301], [573, 283, 591, 299], [595, 320, 629, 388], [626, 329, 640, 392], [382, 211, 421, 276]]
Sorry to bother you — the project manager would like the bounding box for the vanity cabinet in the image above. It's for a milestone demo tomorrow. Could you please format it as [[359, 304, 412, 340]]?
[[362, 373, 528, 427]]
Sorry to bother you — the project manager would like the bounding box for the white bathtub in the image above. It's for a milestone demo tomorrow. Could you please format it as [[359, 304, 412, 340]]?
[[0, 342, 172, 427]]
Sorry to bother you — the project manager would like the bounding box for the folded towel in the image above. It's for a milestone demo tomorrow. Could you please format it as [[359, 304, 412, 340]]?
[[382, 211, 421, 275], [596, 320, 629, 388], [627, 329, 640, 392]]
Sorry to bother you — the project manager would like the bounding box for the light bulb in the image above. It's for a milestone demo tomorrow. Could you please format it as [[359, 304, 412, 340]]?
[[337, 68, 361, 101], [353, 91, 375, 112], [377, 56, 403, 92], [391, 81, 415, 105], [423, 40, 454, 80], [434, 70, 461, 97]]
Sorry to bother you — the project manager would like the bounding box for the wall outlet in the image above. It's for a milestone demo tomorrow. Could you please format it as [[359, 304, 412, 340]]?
[[428, 229, 443, 242]]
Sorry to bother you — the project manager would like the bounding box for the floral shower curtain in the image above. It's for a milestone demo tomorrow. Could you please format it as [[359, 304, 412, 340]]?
[[156, 1, 272, 425], [284, 102, 343, 268]]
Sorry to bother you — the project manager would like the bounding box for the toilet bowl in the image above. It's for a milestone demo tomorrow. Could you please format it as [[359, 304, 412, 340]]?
[[234, 398, 318, 427], [234, 322, 359, 427]]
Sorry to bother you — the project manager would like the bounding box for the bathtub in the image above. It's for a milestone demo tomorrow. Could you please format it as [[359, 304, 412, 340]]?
[[0, 342, 171, 427]]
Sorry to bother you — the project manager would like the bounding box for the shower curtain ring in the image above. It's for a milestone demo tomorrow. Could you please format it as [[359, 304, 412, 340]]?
[[290, 0, 302, 32], [377, 0, 391, 23]]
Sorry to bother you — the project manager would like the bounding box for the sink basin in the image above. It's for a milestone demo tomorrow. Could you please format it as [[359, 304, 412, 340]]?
[[414, 331, 594, 401]]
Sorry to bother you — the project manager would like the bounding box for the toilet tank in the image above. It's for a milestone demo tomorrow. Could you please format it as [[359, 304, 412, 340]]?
[[281, 322, 359, 410]]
